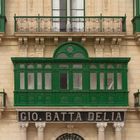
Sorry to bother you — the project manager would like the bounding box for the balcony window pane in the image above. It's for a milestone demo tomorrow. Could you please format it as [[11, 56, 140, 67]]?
[[28, 73, 34, 89], [20, 64, 25, 69], [90, 73, 97, 90], [45, 73, 52, 90], [20, 73, 25, 89], [45, 64, 51, 69], [60, 72, 68, 89], [27, 64, 34, 69], [59, 64, 69, 68], [73, 73, 82, 90], [37, 73, 42, 89], [107, 73, 114, 90], [117, 73, 122, 90], [71, 0, 84, 9], [100, 73, 104, 90], [52, 0, 59, 9], [73, 64, 82, 69], [37, 64, 42, 69]]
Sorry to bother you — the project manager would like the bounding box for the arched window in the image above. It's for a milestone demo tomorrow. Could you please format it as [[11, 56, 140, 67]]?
[[56, 133, 84, 140], [53, 42, 88, 59]]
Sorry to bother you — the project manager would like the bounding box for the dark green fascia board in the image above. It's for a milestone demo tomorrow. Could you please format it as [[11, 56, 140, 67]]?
[[11, 57, 131, 64]]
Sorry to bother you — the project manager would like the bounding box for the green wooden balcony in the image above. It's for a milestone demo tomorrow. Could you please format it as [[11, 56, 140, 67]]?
[[14, 15, 126, 33], [14, 91, 128, 107]]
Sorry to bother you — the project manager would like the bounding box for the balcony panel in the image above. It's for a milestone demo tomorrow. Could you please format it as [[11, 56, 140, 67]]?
[[14, 16, 126, 35], [14, 91, 128, 107]]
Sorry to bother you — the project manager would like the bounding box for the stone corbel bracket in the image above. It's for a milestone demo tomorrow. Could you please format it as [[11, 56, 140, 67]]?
[[35, 37, 45, 48], [94, 37, 105, 50], [111, 38, 122, 46], [136, 37, 140, 45], [18, 37, 28, 47]]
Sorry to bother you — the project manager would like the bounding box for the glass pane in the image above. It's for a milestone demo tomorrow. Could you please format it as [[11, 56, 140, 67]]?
[[100, 64, 105, 69], [20, 64, 25, 69], [116, 64, 122, 69], [107, 64, 114, 69], [90, 73, 97, 90], [20, 73, 25, 89], [90, 64, 97, 69], [60, 72, 68, 89], [45, 73, 52, 90], [27, 64, 34, 69], [100, 73, 104, 90], [28, 73, 34, 89], [57, 53, 68, 58], [60, 0, 67, 10], [53, 10, 60, 16], [117, 73, 122, 90], [71, 10, 84, 16], [73, 53, 84, 58], [107, 73, 114, 90], [73, 64, 82, 68], [71, 0, 84, 9], [52, 0, 59, 9], [59, 64, 69, 68], [37, 64, 42, 68], [45, 64, 51, 69], [37, 73, 42, 89], [73, 73, 82, 90]]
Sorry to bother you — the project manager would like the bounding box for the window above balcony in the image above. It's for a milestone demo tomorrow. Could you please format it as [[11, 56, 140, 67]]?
[[12, 42, 130, 107]]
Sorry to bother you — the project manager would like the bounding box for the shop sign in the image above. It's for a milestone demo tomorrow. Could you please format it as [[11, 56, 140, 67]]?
[[18, 111, 124, 123]]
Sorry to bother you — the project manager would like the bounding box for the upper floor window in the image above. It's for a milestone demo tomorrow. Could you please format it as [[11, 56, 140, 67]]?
[[52, 0, 85, 31]]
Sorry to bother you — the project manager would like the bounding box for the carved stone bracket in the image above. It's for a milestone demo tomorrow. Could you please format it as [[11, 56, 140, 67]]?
[[66, 124, 74, 133], [94, 38, 105, 56], [35, 122, 46, 132], [18, 37, 28, 57], [111, 38, 122, 46], [54, 37, 59, 45], [35, 37, 45, 57], [113, 122, 124, 132], [68, 37, 72, 42], [81, 37, 86, 44], [96, 122, 107, 132]]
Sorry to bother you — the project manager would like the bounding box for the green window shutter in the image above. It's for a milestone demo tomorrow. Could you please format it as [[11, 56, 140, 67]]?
[[0, 0, 5, 32], [0, 0, 5, 16], [134, 0, 140, 16]]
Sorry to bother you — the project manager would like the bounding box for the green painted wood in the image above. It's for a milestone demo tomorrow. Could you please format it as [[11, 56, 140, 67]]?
[[0, 0, 5, 32], [132, 16, 140, 32], [14, 91, 128, 106], [11, 43, 130, 107]]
